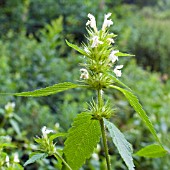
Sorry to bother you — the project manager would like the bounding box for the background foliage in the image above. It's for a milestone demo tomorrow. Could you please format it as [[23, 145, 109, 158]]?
[[0, 0, 170, 169]]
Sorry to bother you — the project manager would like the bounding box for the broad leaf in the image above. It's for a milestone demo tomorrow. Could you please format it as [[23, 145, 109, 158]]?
[[116, 52, 135, 57], [14, 82, 78, 97], [66, 40, 86, 56], [110, 85, 161, 144], [24, 153, 47, 166], [135, 144, 167, 158], [104, 118, 135, 170], [63, 112, 101, 170]]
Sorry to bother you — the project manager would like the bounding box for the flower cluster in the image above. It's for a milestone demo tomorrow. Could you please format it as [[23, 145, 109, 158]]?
[[80, 13, 123, 89], [34, 126, 56, 155]]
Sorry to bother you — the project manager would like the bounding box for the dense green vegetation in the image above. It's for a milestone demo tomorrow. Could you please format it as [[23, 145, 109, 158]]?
[[0, 0, 170, 169]]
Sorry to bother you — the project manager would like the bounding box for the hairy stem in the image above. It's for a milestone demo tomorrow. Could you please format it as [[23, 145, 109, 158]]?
[[97, 89, 103, 108], [54, 153, 72, 170], [97, 89, 111, 170], [100, 118, 111, 170]]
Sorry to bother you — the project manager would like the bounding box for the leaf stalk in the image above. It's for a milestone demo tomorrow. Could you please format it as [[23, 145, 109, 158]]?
[[54, 152, 72, 170]]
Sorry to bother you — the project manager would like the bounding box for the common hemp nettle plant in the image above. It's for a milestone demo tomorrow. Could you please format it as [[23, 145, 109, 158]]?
[[5, 13, 167, 169]]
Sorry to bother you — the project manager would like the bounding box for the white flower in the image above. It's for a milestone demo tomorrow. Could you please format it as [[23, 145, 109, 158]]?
[[5, 102, 15, 111], [91, 36, 103, 48], [86, 13, 98, 32], [80, 68, 89, 79], [13, 153, 20, 163], [55, 122, 60, 129], [109, 50, 119, 63], [107, 38, 114, 44], [114, 65, 123, 77], [84, 47, 90, 54], [41, 126, 54, 138], [102, 13, 113, 31], [92, 153, 99, 161], [5, 156, 10, 167]]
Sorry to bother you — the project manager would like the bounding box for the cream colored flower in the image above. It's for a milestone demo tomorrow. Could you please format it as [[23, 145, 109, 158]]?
[[86, 13, 98, 32], [92, 153, 99, 161], [13, 153, 20, 163], [80, 68, 89, 79], [41, 126, 54, 138], [107, 38, 115, 44], [91, 36, 103, 48], [84, 47, 90, 54], [5, 102, 15, 111], [102, 13, 113, 31], [109, 50, 119, 63], [5, 156, 10, 167], [114, 65, 123, 77]]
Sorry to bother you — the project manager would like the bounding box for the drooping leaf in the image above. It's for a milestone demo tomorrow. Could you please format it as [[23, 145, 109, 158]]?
[[110, 85, 161, 144], [66, 40, 86, 56], [63, 112, 101, 170], [24, 153, 48, 166], [14, 82, 78, 97], [135, 144, 167, 158], [104, 118, 135, 170], [116, 52, 135, 57]]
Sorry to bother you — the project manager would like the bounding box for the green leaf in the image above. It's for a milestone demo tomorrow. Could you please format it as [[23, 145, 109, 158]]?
[[14, 82, 78, 97], [116, 52, 135, 57], [135, 144, 167, 158], [24, 153, 47, 166], [66, 40, 86, 56], [63, 112, 101, 170], [10, 119, 21, 135], [110, 85, 161, 144], [0, 143, 16, 149], [49, 132, 67, 141], [108, 72, 132, 90], [104, 118, 135, 170]]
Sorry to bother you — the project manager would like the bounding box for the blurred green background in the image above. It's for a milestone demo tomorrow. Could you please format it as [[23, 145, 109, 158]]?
[[0, 0, 170, 169]]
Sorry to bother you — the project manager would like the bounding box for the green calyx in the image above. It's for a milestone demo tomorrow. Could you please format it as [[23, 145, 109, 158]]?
[[88, 99, 113, 120], [34, 136, 56, 156]]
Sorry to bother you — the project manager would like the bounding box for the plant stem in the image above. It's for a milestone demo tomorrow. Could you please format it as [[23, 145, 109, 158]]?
[[97, 89, 111, 170], [54, 153, 72, 170], [100, 118, 111, 170], [97, 89, 103, 108]]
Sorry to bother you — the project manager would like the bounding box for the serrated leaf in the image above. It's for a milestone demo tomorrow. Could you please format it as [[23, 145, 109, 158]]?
[[135, 144, 167, 158], [63, 112, 101, 170], [14, 82, 78, 97], [110, 85, 161, 144], [116, 52, 135, 57], [24, 153, 47, 166], [66, 40, 86, 56], [104, 118, 135, 170]]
